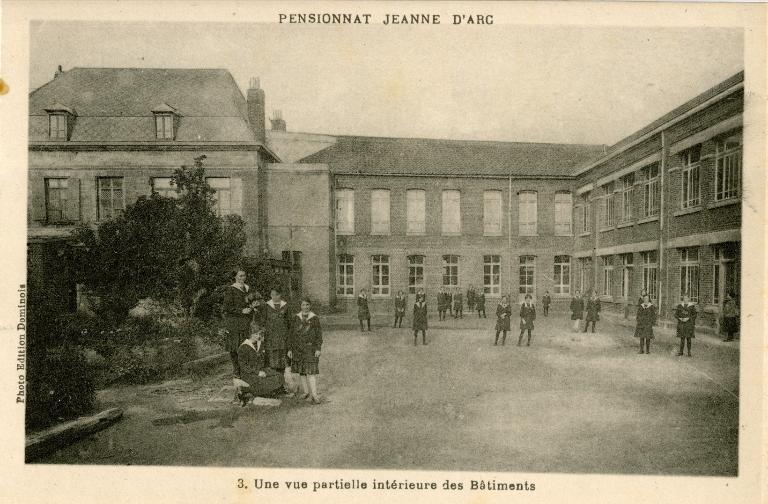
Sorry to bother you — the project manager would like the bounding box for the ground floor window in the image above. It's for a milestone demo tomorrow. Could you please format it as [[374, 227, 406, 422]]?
[[621, 253, 633, 299], [371, 254, 390, 296], [408, 255, 425, 294], [641, 250, 658, 301], [601, 256, 613, 297], [578, 257, 592, 294], [483, 255, 501, 295], [336, 254, 354, 296], [553, 255, 571, 295], [519, 256, 535, 297], [712, 243, 739, 305], [679, 247, 700, 302], [442, 255, 459, 286]]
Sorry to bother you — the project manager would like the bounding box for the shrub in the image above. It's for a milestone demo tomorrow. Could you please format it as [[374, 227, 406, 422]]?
[[26, 344, 96, 430]]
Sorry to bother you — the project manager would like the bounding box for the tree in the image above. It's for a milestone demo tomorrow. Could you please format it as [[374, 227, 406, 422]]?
[[71, 156, 246, 320]]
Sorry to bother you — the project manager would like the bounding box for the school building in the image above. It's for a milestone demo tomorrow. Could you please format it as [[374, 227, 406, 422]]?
[[27, 66, 743, 332]]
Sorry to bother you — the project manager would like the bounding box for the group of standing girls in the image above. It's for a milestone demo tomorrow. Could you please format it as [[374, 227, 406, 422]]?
[[357, 288, 430, 345], [222, 270, 323, 406], [494, 294, 536, 346], [436, 286, 486, 320], [569, 290, 601, 333]]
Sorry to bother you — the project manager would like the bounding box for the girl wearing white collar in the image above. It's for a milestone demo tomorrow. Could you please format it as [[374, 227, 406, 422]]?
[[222, 269, 251, 386], [634, 294, 657, 354], [357, 289, 371, 332], [518, 294, 536, 346], [234, 327, 285, 406], [291, 298, 323, 404], [675, 294, 697, 357], [412, 292, 428, 345]]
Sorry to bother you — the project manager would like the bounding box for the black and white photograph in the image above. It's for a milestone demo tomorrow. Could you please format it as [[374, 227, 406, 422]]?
[[1, 1, 766, 503]]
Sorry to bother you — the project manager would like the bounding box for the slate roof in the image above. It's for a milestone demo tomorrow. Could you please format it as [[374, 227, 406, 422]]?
[[29, 67, 261, 144], [299, 135, 605, 178]]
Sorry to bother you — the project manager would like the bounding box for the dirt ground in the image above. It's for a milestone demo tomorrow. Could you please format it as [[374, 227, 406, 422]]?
[[35, 312, 739, 476]]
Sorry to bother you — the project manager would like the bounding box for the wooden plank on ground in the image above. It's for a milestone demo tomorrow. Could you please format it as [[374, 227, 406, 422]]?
[[25, 407, 123, 462]]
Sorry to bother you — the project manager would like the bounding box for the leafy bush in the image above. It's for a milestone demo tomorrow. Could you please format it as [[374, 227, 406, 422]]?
[[26, 344, 96, 430]]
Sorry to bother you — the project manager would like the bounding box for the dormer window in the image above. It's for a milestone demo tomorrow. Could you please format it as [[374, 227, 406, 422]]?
[[152, 103, 179, 140], [44, 103, 75, 141]]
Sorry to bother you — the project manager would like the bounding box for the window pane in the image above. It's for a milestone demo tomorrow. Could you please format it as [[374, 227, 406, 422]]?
[[483, 191, 502, 236], [335, 189, 355, 234], [554, 192, 572, 235], [406, 190, 426, 234], [441, 190, 461, 234], [519, 191, 537, 236], [371, 190, 391, 234]]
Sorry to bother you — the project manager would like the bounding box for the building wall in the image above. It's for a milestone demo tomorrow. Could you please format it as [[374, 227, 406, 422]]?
[[332, 175, 579, 313], [265, 163, 334, 308], [28, 148, 265, 254], [573, 86, 743, 330]]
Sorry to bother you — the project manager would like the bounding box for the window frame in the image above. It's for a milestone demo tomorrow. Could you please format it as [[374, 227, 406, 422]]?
[[620, 174, 634, 223], [553, 255, 571, 295], [335, 188, 355, 235], [518, 191, 538, 236], [601, 255, 614, 297], [44, 177, 69, 223], [641, 250, 659, 300], [680, 145, 702, 209], [151, 177, 178, 199], [336, 254, 355, 297], [441, 190, 462, 235], [679, 247, 700, 303], [48, 113, 68, 140], [642, 163, 660, 217], [483, 190, 503, 236], [518, 255, 536, 296], [206, 177, 232, 217], [408, 255, 425, 294], [442, 254, 459, 286], [96, 176, 125, 221], [554, 192, 573, 236], [371, 254, 390, 297], [154, 113, 175, 140], [406, 189, 426, 235], [483, 254, 501, 296], [714, 133, 742, 201], [370, 189, 391, 235]]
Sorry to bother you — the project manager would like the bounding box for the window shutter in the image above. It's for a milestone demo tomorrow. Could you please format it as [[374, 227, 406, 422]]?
[[230, 177, 243, 215], [31, 178, 46, 223], [65, 178, 81, 222]]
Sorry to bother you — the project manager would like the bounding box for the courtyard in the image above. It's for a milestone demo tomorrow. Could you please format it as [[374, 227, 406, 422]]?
[[36, 313, 739, 476]]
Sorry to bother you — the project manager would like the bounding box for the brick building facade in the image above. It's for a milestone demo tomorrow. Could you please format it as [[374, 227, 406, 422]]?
[[28, 67, 743, 332]]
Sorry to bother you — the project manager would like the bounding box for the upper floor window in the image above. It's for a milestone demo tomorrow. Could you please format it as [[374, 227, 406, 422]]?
[[641, 163, 660, 217], [579, 192, 592, 233], [554, 192, 572, 236], [48, 114, 68, 140], [370, 189, 390, 235], [518, 191, 538, 236], [442, 255, 459, 286], [483, 190, 503, 236], [335, 188, 354, 235], [715, 133, 741, 201], [155, 114, 175, 140], [441, 190, 461, 235], [97, 177, 125, 221], [619, 173, 634, 223], [152, 177, 178, 199], [600, 182, 616, 228], [680, 144, 701, 208], [406, 189, 426, 235]]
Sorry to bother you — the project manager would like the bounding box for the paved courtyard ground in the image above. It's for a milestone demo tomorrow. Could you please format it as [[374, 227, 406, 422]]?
[[36, 312, 739, 476]]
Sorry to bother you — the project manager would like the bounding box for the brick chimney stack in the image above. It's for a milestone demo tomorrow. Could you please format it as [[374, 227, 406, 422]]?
[[247, 77, 266, 143], [54, 65, 64, 79], [270, 110, 287, 132]]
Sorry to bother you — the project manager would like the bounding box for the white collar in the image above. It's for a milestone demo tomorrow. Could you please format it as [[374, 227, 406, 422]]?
[[241, 339, 261, 352], [642, 302, 653, 308], [297, 311, 316, 320], [232, 283, 249, 293], [267, 299, 286, 309]]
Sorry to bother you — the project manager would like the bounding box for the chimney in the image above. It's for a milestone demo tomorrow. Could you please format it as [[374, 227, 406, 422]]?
[[54, 65, 64, 79], [270, 109, 287, 132], [247, 77, 266, 143]]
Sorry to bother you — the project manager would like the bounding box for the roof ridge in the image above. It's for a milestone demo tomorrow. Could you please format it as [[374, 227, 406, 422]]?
[[69, 66, 231, 71], [330, 133, 605, 149]]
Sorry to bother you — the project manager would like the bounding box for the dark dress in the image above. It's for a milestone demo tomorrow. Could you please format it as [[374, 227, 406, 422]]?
[[476, 293, 486, 311], [496, 303, 512, 331], [222, 284, 251, 352], [263, 300, 290, 369], [570, 297, 584, 320], [394, 296, 406, 316], [453, 293, 463, 311], [585, 298, 601, 322], [292, 312, 323, 375], [542, 295, 551, 309], [437, 292, 449, 312], [467, 289, 475, 309], [519, 303, 536, 331], [412, 301, 428, 331], [237, 341, 285, 397], [721, 299, 739, 336], [357, 295, 370, 320], [675, 303, 697, 339], [634, 303, 657, 339]]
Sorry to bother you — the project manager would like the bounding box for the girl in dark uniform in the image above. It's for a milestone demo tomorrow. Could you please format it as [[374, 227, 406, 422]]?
[[291, 298, 323, 404], [234, 327, 285, 406], [570, 290, 584, 332], [635, 294, 657, 354], [412, 292, 428, 345], [357, 289, 371, 332], [542, 291, 551, 317], [393, 290, 406, 328], [583, 291, 601, 333], [264, 287, 290, 375], [221, 270, 252, 380], [518, 294, 536, 346], [494, 295, 512, 345], [721, 293, 739, 341], [437, 287, 448, 320], [675, 295, 697, 357], [476, 291, 486, 318]]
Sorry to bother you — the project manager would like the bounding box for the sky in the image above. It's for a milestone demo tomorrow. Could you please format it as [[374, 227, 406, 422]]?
[[29, 21, 743, 146]]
